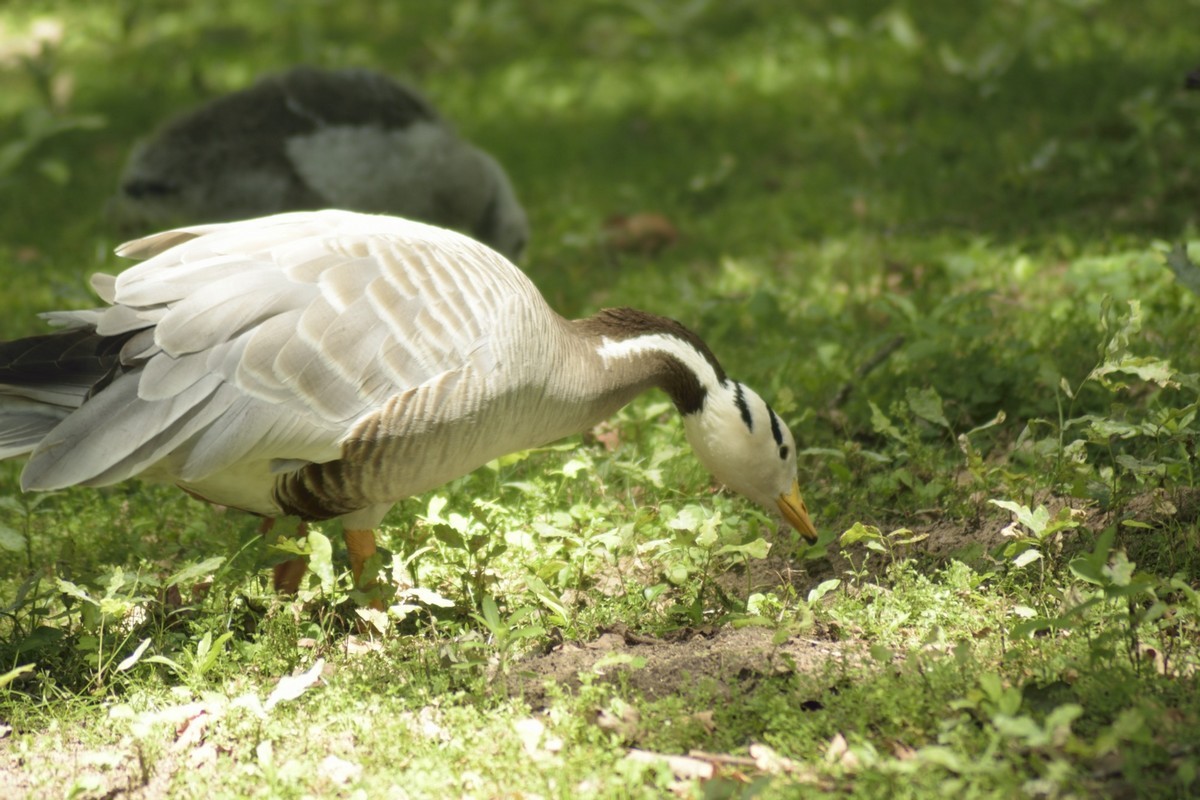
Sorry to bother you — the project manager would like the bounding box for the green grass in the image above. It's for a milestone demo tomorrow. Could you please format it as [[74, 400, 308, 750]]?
[[3, 0, 1200, 797]]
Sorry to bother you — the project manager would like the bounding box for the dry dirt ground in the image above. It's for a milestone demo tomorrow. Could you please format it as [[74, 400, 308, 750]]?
[[508, 623, 856, 708], [0, 626, 858, 800]]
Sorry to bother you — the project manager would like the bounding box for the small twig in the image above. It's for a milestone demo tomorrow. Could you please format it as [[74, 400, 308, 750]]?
[[830, 335, 906, 409], [685, 751, 758, 768], [604, 622, 662, 646]]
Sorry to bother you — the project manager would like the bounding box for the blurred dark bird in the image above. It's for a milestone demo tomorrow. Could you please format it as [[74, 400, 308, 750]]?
[[1186, 67, 1200, 90], [109, 66, 529, 261]]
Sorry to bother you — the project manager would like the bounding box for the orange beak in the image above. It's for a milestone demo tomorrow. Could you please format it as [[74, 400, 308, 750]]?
[[776, 479, 817, 541]]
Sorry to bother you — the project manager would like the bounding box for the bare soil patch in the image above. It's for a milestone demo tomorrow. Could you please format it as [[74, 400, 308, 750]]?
[[508, 623, 855, 709]]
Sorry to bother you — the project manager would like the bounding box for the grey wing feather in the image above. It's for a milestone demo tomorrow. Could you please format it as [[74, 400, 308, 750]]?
[[278, 67, 440, 130], [22, 372, 227, 489], [0, 400, 72, 459], [174, 398, 338, 482], [137, 347, 224, 402]]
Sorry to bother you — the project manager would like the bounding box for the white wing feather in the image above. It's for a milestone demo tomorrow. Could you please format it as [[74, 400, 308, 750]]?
[[21, 211, 547, 514]]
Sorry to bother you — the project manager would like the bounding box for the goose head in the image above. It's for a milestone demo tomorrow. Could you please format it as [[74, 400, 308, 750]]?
[[588, 308, 816, 540], [681, 380, 816, 540]]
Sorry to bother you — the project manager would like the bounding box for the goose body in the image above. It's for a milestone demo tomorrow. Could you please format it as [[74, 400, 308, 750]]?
[[109, 66, 529, 261], [0, 211, 815, 589]]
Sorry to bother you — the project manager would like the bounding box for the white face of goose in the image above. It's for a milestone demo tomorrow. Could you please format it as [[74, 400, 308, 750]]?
[[681, 380, 818, 540]]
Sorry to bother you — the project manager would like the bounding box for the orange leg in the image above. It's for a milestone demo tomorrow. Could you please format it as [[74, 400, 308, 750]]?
[[261, 519, 383, 610], [344, 528, 385, 611], [273, 552, 310, 594], [343, 529, 377, 585]]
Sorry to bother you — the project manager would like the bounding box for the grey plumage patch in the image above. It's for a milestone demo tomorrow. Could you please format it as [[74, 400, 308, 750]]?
[[0, 402, 71, 459], [110, 66, 529, 261]]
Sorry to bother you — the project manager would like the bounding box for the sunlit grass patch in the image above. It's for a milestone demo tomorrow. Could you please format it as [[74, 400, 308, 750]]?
[[2, 0, 1200, 796]]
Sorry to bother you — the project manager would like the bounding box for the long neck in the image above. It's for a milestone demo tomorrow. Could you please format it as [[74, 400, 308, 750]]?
[[566, 307, 728, 419], [272, 307, 731, 520]]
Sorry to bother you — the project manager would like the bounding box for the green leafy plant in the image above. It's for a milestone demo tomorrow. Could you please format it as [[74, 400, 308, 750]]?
[[1164, 243, 1200, 297], [839, 522, 929, 579], [54, 567, 154, 690], [0, 491, 59, 570], [139, 629, 235, 686], [1018, 298, 1197, 507], [649, 503, 772, 624], [989, 499, 1083, 571], [452, 595, 545, 675]]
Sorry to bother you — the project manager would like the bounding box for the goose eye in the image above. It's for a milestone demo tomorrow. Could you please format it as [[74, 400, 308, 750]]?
[[779, 445, 789, 460]]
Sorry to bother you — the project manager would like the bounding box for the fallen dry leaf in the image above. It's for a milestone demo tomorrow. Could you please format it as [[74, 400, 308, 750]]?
[[149, 701, 209, 728], [342, 633, 384, 656], [585, 632, 626, 651], [515, 717, 546, 757], [411, 705, 451, 742], [587, 420, 622, 452], [188, 742, 218, 770], [687, 710, 716, 735], [825, 733, 860, 770], [514, 717, 565, 760], [265, 658, 324, 711], [685, 745, 824, 785], [1138, 644, 1166, 675], [318, 755, 362, 786], [602, 212, 679, 255], [748, 743, 801, 774], [173, 710, 210, 752], [596, 701, 640, 741], [14, 246, 43, 264], [825, 733, 847, 762], [79, 750, 124, 770]]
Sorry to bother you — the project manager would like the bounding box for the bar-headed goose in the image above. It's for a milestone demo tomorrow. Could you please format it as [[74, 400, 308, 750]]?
[[0, 211, 815, 595], [109, 66, 529, 261]]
